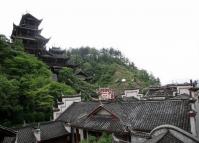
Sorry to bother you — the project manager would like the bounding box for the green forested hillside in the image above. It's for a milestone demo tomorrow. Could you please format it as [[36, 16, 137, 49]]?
[[0, 35, 76, 126], [66, 47, 160, 95], [0, 35, 159, 127]]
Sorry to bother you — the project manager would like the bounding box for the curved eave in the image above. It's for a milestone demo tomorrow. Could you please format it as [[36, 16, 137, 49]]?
[[13, 24, 41, 31], [38, 29, 43, 34], [11, 23, 17, 37], [11, 36, 36, 41], [46, 37, 50, 43], [149, 124, 199, 142], [0, 125, 17, 136], [38, 19, 43, 25], [41, 55, 69, 61], [13, 23, 16, 28], [20, 13, 42, 27]]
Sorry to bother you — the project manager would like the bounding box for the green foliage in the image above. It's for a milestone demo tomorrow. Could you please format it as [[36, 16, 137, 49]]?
[[59, 67, 96, 100], [0, 34, 160, 126], [67, 47, 160, 94], [80, 133, 112, 143], [97, 133, 112, 143], [0, 35, 76, 126]]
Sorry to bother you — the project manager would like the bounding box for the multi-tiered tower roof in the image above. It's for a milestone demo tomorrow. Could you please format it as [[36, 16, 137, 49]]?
[[11, 13, 49, 55], [11, 13, 79, 75]]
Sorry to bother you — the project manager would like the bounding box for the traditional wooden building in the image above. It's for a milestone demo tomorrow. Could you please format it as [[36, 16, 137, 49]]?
[[16, 121, 70, 143], [40, 47, 70, 74], [56, 98, 195, 143], [144, 86, 177, 100], [11, 13, 49, 56], [113, 125, 199, 143], [1, 92, 197, 143], [53, 94, 82, 120], [0, 125, 17, 143], [166, 80, 198, 95], [11, 13, 79, 77], [144, 81, 198, 100]]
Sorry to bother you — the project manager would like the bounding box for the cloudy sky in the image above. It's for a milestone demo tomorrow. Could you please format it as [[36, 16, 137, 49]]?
[[1, 0, 199, 84]]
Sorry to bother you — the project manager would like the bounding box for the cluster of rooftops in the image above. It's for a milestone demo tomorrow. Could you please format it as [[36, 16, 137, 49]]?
[[1, 83, 199, 143]]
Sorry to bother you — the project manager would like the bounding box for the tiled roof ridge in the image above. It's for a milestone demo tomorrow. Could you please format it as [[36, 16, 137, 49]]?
[[131, 130, 151, 138], [135, 99, 186, 103], [15, 120, 64, 130], [55, 102, 80, 121], [13, 23, 41, 31], [147, 130, 169, 143], [87, 103, 119, 119], [57, 99, 190, 133], [68, 99, 188, 107], [22, 13, 42, 22], [37, 120, 63, 126], [17, 120, 69, 142], [107, 99, 185, 103], [150, 124, 199, 142], [0, 125, 17, 135], [14, 124, 34, 130], [56, 101, 103, 122], [116, 102, 131, 132]]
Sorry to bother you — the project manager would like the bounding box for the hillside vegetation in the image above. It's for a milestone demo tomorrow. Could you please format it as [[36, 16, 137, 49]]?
[[0, 35, 76, 126], [0, 35, 159, 126], [66, 47, 160, 95]]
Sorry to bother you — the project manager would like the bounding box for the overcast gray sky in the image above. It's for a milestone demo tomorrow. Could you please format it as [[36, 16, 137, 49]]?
[[1, 0, 199, 84]]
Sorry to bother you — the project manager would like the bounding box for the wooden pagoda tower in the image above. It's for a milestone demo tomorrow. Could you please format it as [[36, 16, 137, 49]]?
[[11, 13, 79, 79], [11, 13, 49, 56]]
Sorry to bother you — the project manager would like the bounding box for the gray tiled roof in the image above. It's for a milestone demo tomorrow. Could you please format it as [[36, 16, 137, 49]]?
[[17, 121, 68, 143], [17, 126, 36, 143], [122, 101, 190, 132], [0, 125, 17, 138], [157, 132, 183, 143], [113, 124, 199, 143], [144, 131, 184, 143], [57, 102, 99, 123], [145, 87, 177, 97], [73, 115, 126, 133], [143, 125, 199, 143], [57, 100, 190, 133], [40, 121, 68, 141], [2, 137, 16, 143], [0, 125, 17, 143]]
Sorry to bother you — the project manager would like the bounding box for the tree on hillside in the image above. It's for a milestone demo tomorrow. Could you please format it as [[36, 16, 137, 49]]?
[[0, 35, 76, 126], [66, 47, 160, 90], [58, 67, 97, 100]]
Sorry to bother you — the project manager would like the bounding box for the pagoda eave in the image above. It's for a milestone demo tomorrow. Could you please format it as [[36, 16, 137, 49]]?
[[12, 36, 36, 41], [13, 23, 42, 31]]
